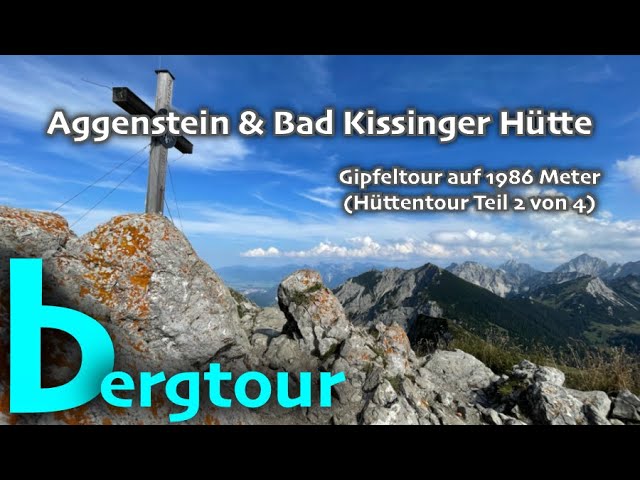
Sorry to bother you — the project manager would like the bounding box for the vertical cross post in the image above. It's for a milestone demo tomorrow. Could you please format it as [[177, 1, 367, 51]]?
[[113, 70, 192, 215], [146, 69, 174, 214]]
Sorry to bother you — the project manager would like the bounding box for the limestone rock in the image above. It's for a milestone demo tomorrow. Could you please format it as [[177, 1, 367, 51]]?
[[512, 360, 565, 387], [611, 389, 640, 423], [277, 270, 351, 357], [0, 208, 254, 425], [567, 389, 611, 425], [0, 207, 70, 260], [527, 381, 586, 425], [422, 349, 497, 402], [379, 323, 412, 376], [249, 307, 287, 355], [230, 288, 261, 335], [53, 213, 250, 373], [362, 396, 419, 425]]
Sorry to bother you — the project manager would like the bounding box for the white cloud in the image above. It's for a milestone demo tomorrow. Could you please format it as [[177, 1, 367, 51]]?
[[232, 204, 640, 266], [173, 136, 251, 171], [298, 186, 343, 208], [616, 156, 640, 190], [242, 235, 512, 261], [242, 246, 280, 257], [168, 136, 319, 181]]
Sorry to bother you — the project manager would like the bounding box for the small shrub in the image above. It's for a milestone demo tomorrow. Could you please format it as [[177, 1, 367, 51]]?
[[448, 325, 640, 395]]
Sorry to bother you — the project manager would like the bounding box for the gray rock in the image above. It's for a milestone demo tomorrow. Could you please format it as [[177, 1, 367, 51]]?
[[430, 404, 466, 425], [334, 264, 447, 329], [483, 408, 503, 425], [278, 270, 351, 357], [534, 367, 565, 387], [230, 288, 261, 334], [379, 323, 412, 376], [372, 380, 398, 406], [502, 417, 527, 425], [609, 419, 626, 425], [422, 349, 496, 402], [250, 307, 287, 354], [528, 381, 586, 425], [264, 334, 319, 373], [401, 378, 431, 417], [611, 389, 640, 423], [0, 207, 70, 262], [0, 211, 260, 425], [58, 214, 250, 373], [436, 391, 454, 408], [447, 261, 518, 297], [511, 360, 538, 380], [512, 360, 565, 386], [362, 396, 419, 425], [567, 389, 611, 425]]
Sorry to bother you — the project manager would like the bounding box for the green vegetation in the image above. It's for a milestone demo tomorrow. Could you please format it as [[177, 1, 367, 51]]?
[[425, 270, 587, 347], [291, 283, 324, 305], [229, 288, 252, 318], [530, 276, 640, 327], [319, 341, 340, 361], [386, 375, 404, 394], [448, 324, 640, 395], [497, 378, 528, 397]]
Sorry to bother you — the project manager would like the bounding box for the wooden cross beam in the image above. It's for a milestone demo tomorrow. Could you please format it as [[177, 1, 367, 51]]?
[[112, 69, 193, 215]]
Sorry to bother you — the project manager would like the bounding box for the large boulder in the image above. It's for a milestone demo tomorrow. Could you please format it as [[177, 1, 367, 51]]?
[[0, 207, 254, 424], [421, 349, 497, 402], [53, 213, 249, 373], [277, 270, 351, 357], [0, 207, 71, 260], [527, 382, 587, 425], [567, 389, 611, 425], [506, 361, 613, 425], [611, 390, 640, 423]]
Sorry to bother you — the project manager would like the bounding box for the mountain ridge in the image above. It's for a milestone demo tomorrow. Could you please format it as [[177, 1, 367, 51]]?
[[1, 205, 638, 426]]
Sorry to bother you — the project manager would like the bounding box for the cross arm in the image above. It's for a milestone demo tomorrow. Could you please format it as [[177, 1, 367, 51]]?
[[112, 87, 193, 154]]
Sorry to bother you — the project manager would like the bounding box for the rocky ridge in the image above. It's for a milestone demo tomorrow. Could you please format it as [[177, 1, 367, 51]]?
[[0, 206, 637, 425], [446, 261, 519, 297]]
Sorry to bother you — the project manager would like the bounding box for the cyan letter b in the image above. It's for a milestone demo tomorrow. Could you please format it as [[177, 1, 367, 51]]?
[[9, 258, 115, 413]]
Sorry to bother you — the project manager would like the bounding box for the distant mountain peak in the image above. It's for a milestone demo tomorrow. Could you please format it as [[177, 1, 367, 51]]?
[[554, 253, 609, 277], [498, 260, 541, 280], [446, 261, 515, 297]]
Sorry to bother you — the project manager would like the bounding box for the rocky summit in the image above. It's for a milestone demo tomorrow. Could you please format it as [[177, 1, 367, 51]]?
[[0, 206, 637, 425]]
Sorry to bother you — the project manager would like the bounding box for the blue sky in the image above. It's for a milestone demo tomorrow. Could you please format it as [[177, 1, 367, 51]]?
[[1, 55, 640, 270]]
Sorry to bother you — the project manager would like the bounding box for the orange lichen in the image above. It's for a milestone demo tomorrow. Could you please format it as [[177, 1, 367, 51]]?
[[79, 217, 154, 319], [102, 417, 113, 425], [0, 389, 18, 425], [107, 403, 126, 417], [149, 393, 165, 418], [54, 404, 92, 425], [132, 341, 146, 353], [129, 270, 151, 290], [0, 389, 9, 414], [79, 286, 89, 298], [204, 413, 220, 425], [0, 208, 69, 236]]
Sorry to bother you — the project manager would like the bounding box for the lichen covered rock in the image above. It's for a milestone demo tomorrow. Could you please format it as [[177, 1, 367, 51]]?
[[277, 269, 351, 357], [0, 206, 635, 426]]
